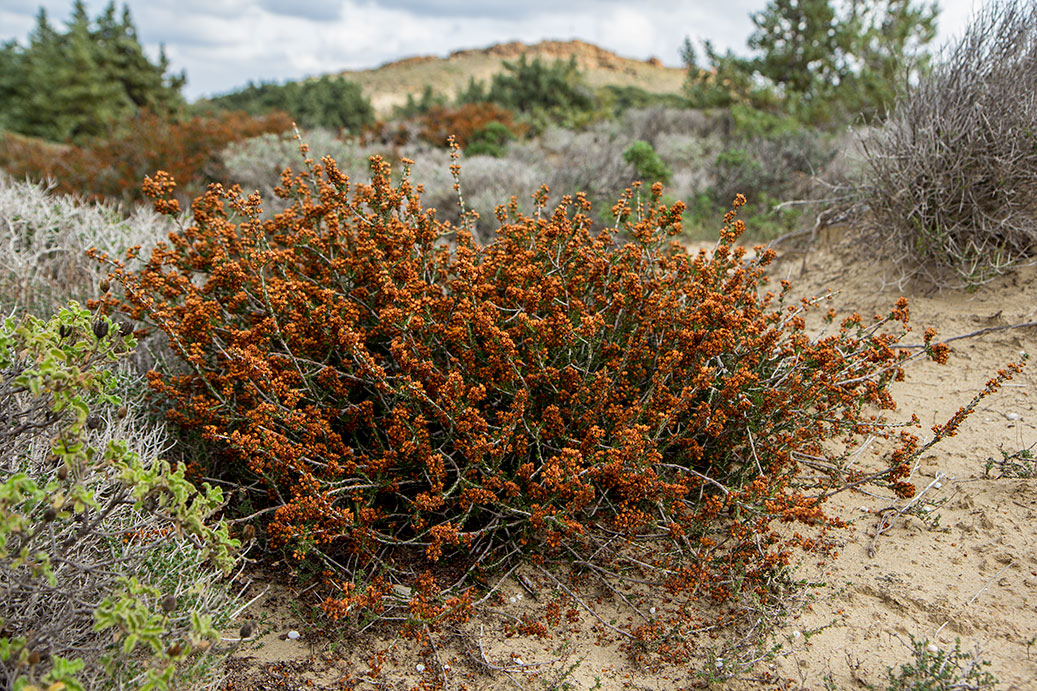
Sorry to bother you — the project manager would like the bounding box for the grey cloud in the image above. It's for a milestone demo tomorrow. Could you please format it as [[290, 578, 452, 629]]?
[[358, 0, 617, 19], [134, 0, 253, 21], [257, 0, 344, 20], [3, 0, 51, 14]]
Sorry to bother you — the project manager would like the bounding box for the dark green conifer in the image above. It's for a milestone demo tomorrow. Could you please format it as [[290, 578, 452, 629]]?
[[0, 1, 184, 143]]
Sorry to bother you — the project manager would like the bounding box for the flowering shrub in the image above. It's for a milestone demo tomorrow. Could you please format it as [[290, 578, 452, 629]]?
[[0, 110, 292, 203], [94, 149, 981, 664], [419, 102, 525, 149], [0, 304, 244, 690]]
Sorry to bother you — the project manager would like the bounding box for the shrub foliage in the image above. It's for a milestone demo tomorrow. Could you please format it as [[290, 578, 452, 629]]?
[[0, 110, 293, 203], [0, 304, 243, 690], [96, 151, 958, 658], [623, 140, 672, 185], [419, 102, 524, 150], [467, 55, 594, 117], [197, 76, 374, 134]]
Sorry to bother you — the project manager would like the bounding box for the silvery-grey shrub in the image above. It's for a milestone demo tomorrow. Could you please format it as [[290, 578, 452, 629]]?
[[219, 128, 374, 203], [0, 176, 172, 317], [861, 0, 1037, 285]]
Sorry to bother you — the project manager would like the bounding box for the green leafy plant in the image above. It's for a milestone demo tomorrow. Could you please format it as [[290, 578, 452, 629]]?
[[0, 303, 245, 690], [465, 121, 518, 158], [984, 445, 1036, 479], [872, 636, 999, 691], [622, 140, 672, 185]]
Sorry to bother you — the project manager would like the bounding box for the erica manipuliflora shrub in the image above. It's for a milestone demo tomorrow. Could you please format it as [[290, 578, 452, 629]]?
[[1, 110, 293, 204], [93, 147, 963, 664], [419, 102, 525, 150]]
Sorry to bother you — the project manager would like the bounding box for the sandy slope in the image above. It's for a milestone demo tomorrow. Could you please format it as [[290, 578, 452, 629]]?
[[220, 235, 1037, 690], [757, 236, 1037, 690], [331, 39, 686, 116]]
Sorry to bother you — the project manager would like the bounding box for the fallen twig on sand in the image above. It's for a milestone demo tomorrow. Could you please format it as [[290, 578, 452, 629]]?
[[900, 320, 1037, 348]]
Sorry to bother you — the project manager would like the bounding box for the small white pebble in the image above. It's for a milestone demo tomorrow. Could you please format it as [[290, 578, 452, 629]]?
[[860, 506, 870, 512], [515, 657, 524, 665], [415, 663, 426, 673], [792, 630, 801, 639], [649, 606, 657, 615], [286, 630, 300, 640], [715, 659, 724, 668], [509, 596, 517, 603], [933, 481, 943, 489], [443, 664, 450, 672], [1006, 412, 1020, 421], [927, 643, 940, 655]]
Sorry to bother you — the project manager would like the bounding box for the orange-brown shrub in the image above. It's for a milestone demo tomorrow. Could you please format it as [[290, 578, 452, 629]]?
[[92, 150, 979, 659], [0, 110, 293, 203], [419, 102, 525, 149], [0, 131, 72, 178]]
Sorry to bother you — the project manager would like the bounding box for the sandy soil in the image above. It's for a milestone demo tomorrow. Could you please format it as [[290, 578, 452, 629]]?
[[218, 234, 1037, 690]]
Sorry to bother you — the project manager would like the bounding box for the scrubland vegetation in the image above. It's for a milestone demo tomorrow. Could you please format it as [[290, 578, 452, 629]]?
[[1, 0, 1034, 688]]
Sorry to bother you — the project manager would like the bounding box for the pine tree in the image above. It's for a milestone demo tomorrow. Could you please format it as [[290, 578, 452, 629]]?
[[683, 0, 938, 124], [0, 40, 29, 133], [92, 2, 184, 113], [200, 76, 374, 133], [0, 1, 184, 142], [748, 0, 844, 96], [40, 1, 131, 141]]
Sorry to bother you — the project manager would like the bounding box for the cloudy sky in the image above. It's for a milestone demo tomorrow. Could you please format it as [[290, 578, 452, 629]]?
[[0, 0, 984, 101]]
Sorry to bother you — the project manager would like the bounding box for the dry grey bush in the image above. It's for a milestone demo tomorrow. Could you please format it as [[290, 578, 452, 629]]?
[[654, 131, 726, 198], [217, 113, 731, 245], [520, 125, 637, 203], [862, 0, 1037, 286], [219, 128, 376, 205], [0, 176, 172, 316], [818, 126, 877, 190], [620, 107, 729, 146], [457, 154, 545, 238], [395, 144, 457, 214]]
